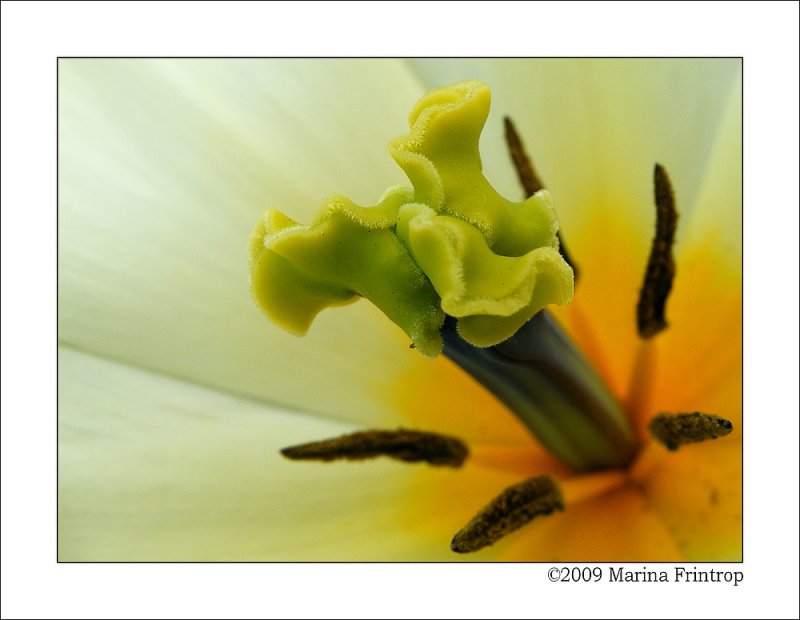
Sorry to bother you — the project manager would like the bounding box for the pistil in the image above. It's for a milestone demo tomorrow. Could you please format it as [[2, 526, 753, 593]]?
[[442, 311, 639, 472], [260, 83, 737, 558]]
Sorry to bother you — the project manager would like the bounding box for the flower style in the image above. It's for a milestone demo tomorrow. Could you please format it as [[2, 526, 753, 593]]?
[[58, 59, 742, 561]]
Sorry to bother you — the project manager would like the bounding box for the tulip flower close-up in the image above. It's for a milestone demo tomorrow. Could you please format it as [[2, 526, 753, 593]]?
[[58, 58, 742, 562]]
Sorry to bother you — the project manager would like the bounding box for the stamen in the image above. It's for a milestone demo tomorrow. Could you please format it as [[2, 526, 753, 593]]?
[[503, 116, 545, 195], [637, 164, 678, 338], [503, 116, 578, 279], [648, 412, 733, 451], [280, 429, 468, 467], [451, 476, 564, 553]]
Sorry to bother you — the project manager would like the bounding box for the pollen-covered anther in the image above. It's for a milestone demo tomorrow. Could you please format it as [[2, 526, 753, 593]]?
[[648, 412, 734, 451], [450, 476, 564, 553], [503, 116, 544, 195], [637, 163, 678, 338], [280, 429, 469, 467]]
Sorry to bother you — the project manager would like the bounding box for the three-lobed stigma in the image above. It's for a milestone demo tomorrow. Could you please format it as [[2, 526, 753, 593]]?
[[249, 81, 574, 358]]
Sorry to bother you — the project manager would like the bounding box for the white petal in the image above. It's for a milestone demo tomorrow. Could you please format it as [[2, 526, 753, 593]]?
[[59, 60, 438, 423], [58, 346, 477, 561], [679, 72, 742, 261]]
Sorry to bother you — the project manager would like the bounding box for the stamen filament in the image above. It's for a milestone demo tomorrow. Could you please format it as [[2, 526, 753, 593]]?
[[451, 476, 563, 553], [624, 339, 658, 423], [648, 412, 733, 451], [280, 429, 469, 467]]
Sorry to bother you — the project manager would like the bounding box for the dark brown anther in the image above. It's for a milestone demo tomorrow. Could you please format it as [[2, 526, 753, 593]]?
[[648, 412, 734, 451], [280, 429, 469, 467], [504, 116, 545, 195], [450, 476, 564, 553], [503, 116, 578, 280], [637, 164, 678, 338]]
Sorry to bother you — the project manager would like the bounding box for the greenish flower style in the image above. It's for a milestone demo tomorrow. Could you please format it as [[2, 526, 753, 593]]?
[[250, 81, 574, 358]]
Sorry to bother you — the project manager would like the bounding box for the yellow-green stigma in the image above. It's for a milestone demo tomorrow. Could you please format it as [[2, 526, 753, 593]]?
[[249, 81, 574, 359]]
